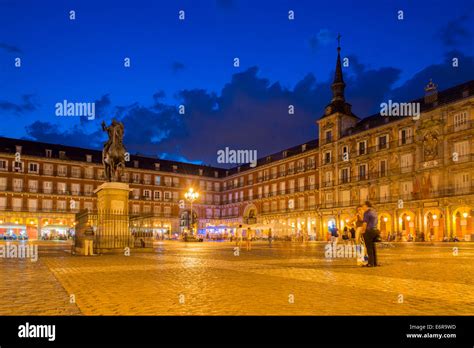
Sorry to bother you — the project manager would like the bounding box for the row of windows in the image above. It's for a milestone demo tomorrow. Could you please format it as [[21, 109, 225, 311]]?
[[12, 145, 220, 178], [223, 130, 470, 192], [223, 157, 317, 190], [0, 159, 221, 191], [0, 196, 176, 215]]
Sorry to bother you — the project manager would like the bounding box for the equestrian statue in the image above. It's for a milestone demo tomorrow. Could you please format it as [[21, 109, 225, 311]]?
[[101, 119, 127, 182]]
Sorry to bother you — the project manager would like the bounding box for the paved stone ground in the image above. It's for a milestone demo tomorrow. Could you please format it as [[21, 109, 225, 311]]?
[[1, 240, 473, 315]]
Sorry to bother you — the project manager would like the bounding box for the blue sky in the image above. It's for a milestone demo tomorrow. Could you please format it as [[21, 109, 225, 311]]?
[[1, 0, 473, 166]]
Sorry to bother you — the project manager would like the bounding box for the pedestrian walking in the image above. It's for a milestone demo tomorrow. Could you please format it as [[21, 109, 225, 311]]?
[[361, 201, 380, 267], [329, 225, 339, 245]]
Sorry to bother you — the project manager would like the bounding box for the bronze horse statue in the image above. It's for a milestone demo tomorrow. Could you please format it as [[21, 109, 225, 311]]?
[[102, 120, 127, 182]]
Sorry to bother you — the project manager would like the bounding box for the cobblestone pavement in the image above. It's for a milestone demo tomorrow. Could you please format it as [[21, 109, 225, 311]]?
[[1, 241, 473, 315]]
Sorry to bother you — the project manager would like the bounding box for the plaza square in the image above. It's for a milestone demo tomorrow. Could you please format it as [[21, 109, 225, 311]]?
[[0, 240, 473, 316]]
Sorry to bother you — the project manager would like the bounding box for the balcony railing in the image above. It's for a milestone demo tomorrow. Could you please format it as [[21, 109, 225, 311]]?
[[447, 120, 474, 133]]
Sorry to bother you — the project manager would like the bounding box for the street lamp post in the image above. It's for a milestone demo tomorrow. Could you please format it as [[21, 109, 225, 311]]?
[[184, 188, 199, 237]]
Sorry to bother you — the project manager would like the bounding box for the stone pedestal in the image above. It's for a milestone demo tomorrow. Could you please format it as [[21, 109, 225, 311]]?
[[93, 182, 132, 253], [95, 182, 130, 214]]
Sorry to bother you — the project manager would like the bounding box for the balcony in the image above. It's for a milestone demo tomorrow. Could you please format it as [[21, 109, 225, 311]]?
[[448, 120, 474, 133], [451, 153, 474, 163], [244, 217, 257, 224], [322, 181, 333, 188], [339, 177, 350, 185]]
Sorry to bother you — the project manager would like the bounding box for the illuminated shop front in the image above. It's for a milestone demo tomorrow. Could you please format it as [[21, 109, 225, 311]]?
[[0, 218, 37, 240], [198, 225, 232, 240], [0, 223, 29, 240], [40, 224, 73, 240]]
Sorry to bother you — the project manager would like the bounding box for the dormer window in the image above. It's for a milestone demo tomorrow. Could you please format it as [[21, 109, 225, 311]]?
[[282, 151, 288, 158], [424, 79, 438, 104], [45, 149, 52, 158], [172, 165, 178, 173], [154, 163, 160, 171], [15, 145, 22, 154], [59, 151, 66, 159], [214, 171, 218, 178], [199, 169, 203, 176], [325, 130, 332, 143], [14, 161, 23, 172], [302, 144, 307, 152], [86, 154, 92, 163], [133, 160, 139, 168]]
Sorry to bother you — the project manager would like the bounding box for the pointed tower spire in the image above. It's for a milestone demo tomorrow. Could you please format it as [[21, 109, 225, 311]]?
[[331, 33, 346, 102]]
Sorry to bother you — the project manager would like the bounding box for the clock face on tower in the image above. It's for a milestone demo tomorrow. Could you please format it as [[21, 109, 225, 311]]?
[[325, 106, 332, 115]]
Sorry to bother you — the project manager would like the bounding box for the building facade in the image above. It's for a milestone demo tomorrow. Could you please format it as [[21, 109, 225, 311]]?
[[1, 47, 473, 241]]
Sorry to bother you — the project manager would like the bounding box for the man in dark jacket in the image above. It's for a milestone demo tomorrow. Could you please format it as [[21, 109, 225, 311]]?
[[361, 201, 380, 267]]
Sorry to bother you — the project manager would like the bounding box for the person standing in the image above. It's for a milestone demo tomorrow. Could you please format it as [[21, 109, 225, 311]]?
[[349, 225, 356, 245], [329, 225, 339, 245], [268, 228, 273, 247], [235, 227, 243, 248], [84, 226, 95, 256], [361, 201, 380, 267], [246, 228, 253, 251], [354, 205, 364, 244]]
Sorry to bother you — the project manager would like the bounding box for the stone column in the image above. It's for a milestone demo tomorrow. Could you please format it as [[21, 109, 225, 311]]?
[[445, 205, 451, 239]]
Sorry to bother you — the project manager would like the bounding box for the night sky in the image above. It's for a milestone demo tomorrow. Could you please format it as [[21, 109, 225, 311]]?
[[1, 0, 473, 167]]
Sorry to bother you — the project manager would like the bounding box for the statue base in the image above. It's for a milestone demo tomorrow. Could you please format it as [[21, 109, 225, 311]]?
[[93, 182, 132, 253]]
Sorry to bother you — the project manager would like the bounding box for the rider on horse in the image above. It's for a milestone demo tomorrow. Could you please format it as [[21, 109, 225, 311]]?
[[101, 119, 126, 182]]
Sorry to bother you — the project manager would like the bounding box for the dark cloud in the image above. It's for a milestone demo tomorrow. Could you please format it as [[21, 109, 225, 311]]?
[[344, 56, 401, 115], [79, 94, 111, 126], [0, 42, 21, 53], [22, 50, 473, 166], [171, 61, 185, 74], [389, 50, 474, 102], [25, 121, 103, 149], [437, 14, 472, 47], [0, 94, 37, 115]]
